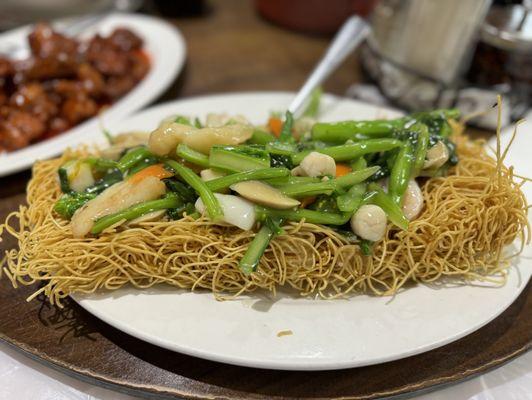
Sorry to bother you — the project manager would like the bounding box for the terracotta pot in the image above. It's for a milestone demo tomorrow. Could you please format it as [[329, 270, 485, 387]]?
[[255, 0, 377, 34]]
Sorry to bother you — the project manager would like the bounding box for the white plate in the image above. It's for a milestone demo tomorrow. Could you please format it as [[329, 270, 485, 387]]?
[[74, 92, 532, 371], [0, 12, 186, 177]]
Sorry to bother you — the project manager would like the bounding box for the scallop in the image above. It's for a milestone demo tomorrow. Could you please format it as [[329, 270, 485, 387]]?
[[402, 179, 424, 220], [294, 151, 336, 177], [351, 204, 387, 242]]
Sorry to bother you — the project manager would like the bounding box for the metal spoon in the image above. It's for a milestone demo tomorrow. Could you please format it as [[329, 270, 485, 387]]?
[[288, 15, 370, 117]]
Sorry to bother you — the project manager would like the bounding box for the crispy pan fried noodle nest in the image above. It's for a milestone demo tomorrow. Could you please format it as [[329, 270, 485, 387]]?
[[1, 122, 530, 307]]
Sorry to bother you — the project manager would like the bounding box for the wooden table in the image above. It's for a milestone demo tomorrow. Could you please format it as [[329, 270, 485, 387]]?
[[0, 1, 530, 399]]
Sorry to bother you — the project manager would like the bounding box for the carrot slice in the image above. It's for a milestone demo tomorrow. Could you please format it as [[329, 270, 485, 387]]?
[[335, 164, 352, 177], [129, 164, 173, 184], [268, 117, 283, 137]]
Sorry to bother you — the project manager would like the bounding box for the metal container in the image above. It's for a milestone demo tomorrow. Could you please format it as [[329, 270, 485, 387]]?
[[363, 0, 492, 111]]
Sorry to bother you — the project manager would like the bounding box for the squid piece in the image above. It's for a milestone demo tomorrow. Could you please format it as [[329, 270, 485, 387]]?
[[71, 176, 166, 238]]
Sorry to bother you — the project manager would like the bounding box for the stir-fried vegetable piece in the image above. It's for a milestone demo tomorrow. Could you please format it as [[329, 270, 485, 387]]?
[[265, 141, 297, 156], [291, 139, 402, 164], [164, 179, 196, 202], [91, 193, 181, 234], [250, 129, 276, 145], [239, 217, 283, 274], [176, 144, 210, 168], [265, 176, 320, 186], [311, 108, 460, 143], [388, 142, 414, 205], [174, 116, 192, 125], [209, 145, 270, 172], [350, 157, 367, 171], [312, 120, 402, 142], [280, 181, 335, 198], [58, 161, 86, 193], [332, 166, 380, 189], [205, 167, 289, 191], [411, 123, 430, 176], [85, 169, 123, 194], [278, 111, 295, 143], [365, 183, 409, 230], [256, 206, 350, 225], [303, 87, 322, 117], [337, 183, 366, 213], [85, 157, 118, 171], [117, 147, 154, 173], [54, 192, 97, 219], [165, 160, 223, 220]]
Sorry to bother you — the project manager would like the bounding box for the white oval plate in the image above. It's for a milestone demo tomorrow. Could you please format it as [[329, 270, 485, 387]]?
[[74, 92, 531, 371], [0, 12, 186, 176]]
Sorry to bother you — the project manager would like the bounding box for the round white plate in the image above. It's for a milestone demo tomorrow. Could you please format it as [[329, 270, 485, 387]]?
[[0, 12, 186, 177], [74, 92, 532, 371]]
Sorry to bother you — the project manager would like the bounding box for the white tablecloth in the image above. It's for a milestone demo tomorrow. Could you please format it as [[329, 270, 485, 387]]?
[[1, 342, 530, 400]]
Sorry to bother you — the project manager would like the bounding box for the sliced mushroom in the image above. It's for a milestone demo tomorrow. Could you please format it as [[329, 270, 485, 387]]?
[[402, 179, 424, 221], [423, 141, 449, 170], [195, 193, 256, 230], [350, 204, 387, 242], [294, 151, 336, 178], [127, 210, 166, 226], [230, 180, 300, 209]]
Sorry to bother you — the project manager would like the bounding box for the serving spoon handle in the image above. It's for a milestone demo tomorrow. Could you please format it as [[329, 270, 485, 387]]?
[[288, 15, 370, 117]]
